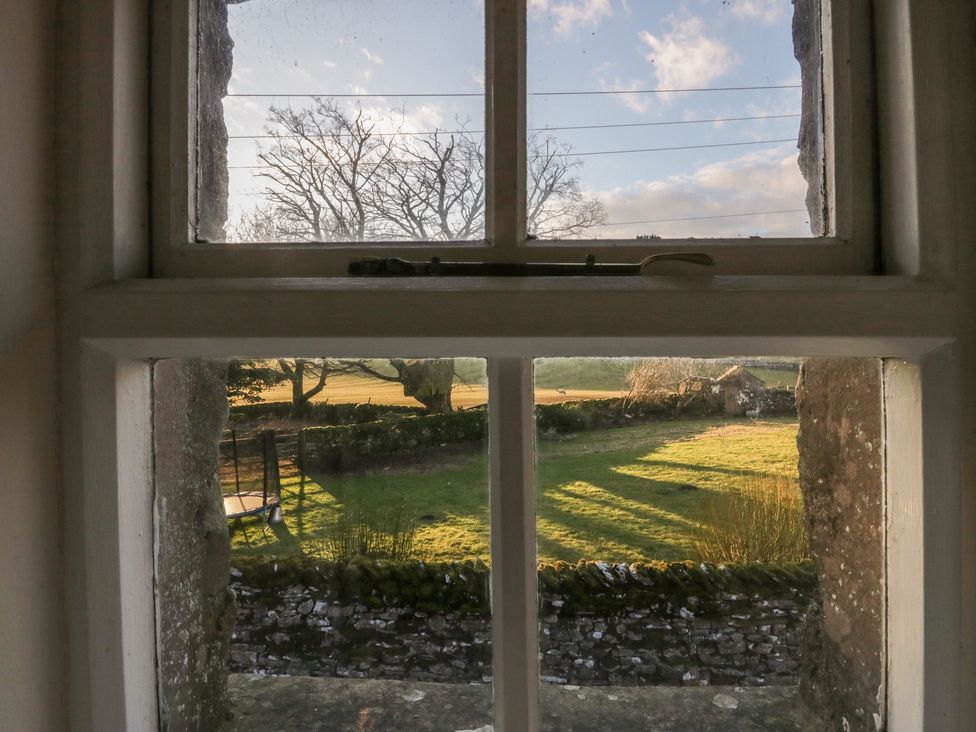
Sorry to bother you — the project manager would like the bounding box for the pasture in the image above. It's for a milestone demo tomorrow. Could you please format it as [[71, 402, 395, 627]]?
[[243, 357, 800, 408], [228, 417, 801, 564]]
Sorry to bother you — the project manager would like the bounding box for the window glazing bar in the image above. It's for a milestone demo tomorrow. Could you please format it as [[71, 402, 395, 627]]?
[[488, 357, 539, 731], [486, 0, 527, 248]]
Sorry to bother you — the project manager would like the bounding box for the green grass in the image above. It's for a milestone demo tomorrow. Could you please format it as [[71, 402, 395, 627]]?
[[534, 357, 636, 391], [532, 358, 800, 392], [229, 417, 800, 564], [744, 367, 799, 388]]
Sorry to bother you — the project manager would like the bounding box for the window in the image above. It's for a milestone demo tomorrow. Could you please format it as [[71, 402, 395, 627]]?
[[152, 0, 877, 276], [61, 0, 976, 730]]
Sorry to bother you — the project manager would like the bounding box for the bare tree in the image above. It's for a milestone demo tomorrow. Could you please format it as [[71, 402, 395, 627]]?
[[624, 358, 725, 407], [372, 130, 485, 240], [527, 133, 607, 238], [339, 358, 457, 414], [234, 99, 605, 241], [254, 98, 396, 241], [276, 358, 356, 418]]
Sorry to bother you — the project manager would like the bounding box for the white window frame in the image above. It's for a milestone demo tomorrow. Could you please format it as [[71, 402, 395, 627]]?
[[58, 0, 976, 730], [150, 0, 877, 277]]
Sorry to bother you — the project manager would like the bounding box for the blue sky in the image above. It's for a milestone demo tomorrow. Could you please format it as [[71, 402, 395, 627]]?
[[222, 0, 814, 239]]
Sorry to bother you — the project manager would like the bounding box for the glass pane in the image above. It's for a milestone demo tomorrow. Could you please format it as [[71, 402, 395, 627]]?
[[527, 1, 825, 240], [534, 358, 882, 730], [219, 358, 493, 729], [197, 1, 486, 244]]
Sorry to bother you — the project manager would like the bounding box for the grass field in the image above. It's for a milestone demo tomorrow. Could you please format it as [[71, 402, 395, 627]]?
[[244, 358, 799, 408], [229, 417, 800, 564]]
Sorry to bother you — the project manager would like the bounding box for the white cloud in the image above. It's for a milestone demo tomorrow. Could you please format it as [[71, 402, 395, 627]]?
[[355, 102, 446, 138], [599, 78, 652, 114], [360, 48, 384, 65], [727, 0, 787, 25], [638, 14, 738, 98], [531, 0, 614, 37], [322, 59, 338, 69], [593, 145, 812, 238]]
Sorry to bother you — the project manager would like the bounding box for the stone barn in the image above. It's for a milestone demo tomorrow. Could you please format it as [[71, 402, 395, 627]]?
[[715, 366, 767, 416]]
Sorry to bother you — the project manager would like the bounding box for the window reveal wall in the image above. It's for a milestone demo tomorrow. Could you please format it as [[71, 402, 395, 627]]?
[[197, 0, 233, 242], [153, 360, 233, 731], [796, 359, 885, 730]]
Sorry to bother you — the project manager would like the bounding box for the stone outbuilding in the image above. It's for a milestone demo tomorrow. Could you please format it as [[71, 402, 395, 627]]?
[[677, 366, 768, 416], [715, 365, 767, 416]]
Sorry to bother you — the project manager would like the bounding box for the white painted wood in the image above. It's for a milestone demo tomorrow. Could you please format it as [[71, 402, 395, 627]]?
[[884, 359, 924, 732], [917, 346, 961, 730], [904, 0, 976, 283], [149, 0, 873, 277], [116, 359, 159, 730], [72, 277, 956, 354], [150, 239, 859, 278], [60, 0, 150, 289], [78, 348, 157, 731], [489, 358, 539, 731], [885, 347, 962, 731], [874, 0, 920, 276], [151, 0, 194, 273], [58, 0, 976, 728], [825, 0, 878, 273], [485, 0, 526, 249]]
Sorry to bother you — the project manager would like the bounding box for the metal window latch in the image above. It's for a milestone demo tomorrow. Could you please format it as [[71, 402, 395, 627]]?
[[347, 252, 714, 277]]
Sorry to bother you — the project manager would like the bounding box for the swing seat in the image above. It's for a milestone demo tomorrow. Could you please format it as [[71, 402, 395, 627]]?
[[224, 492, 277, 519]]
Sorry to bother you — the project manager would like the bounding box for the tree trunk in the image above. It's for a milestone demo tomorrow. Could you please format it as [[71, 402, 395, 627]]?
[[283, 359, 329, 419], [389, 358, 455, 414], [289, 361, 307, 418]]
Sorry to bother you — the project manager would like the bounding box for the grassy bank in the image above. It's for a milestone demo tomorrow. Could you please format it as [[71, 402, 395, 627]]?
[[229, 417, 800, 564]]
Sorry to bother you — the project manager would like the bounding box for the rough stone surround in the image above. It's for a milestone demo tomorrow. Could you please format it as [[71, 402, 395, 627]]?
[[155, 360, 234, 731], [226, 674, 826, 731], [229, 575, 814, 687], [796, 359, 885, 730]]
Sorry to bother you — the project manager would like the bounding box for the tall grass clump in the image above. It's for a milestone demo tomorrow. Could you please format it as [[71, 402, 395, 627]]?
[[692, 473, 810, 564], [307, 501, 422, 562]]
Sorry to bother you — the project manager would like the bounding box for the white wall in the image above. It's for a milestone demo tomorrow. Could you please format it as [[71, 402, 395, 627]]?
[[0, 1, 65, 729]]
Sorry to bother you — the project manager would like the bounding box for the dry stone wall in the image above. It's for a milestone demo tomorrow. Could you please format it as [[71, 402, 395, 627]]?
[[228, 560, 816, 687]]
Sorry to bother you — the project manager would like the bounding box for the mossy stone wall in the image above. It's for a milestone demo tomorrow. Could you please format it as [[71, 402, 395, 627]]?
[[230, 558, 816, 686]]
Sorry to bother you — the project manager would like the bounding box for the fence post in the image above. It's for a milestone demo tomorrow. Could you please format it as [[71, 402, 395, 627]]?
[[231, 429, 241, 495], [261, 430, 282, 512], [298, 428, 307, 496]]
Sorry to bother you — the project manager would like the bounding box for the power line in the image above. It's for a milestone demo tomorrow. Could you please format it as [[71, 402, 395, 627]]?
[[227, 137, 795, 169], [560, 138, 795, 158], [534, 84, 800, 97], [226, 113, 801, 141], [226, 84, 801, 99], [593, 209, 807, 227]]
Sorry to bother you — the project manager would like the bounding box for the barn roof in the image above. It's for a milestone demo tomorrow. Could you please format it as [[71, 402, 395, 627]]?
[[716, 365, 766, 386]]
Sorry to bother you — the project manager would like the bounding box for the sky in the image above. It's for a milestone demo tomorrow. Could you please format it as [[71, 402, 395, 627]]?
[[220, 0, 817, 240]]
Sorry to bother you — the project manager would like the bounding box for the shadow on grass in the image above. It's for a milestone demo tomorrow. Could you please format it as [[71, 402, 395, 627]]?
[[632, 457, 769, 479], [538, 475, 701, 562], [230, 418, 797, 563]]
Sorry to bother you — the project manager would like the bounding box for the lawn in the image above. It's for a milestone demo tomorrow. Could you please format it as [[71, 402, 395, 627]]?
[[229, 417, 800, 564], [241, 358, 799, 408]]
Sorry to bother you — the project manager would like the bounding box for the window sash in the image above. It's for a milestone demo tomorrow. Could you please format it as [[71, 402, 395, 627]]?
[[150, 0, 877, 277], [72, 333, 955, 731]]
